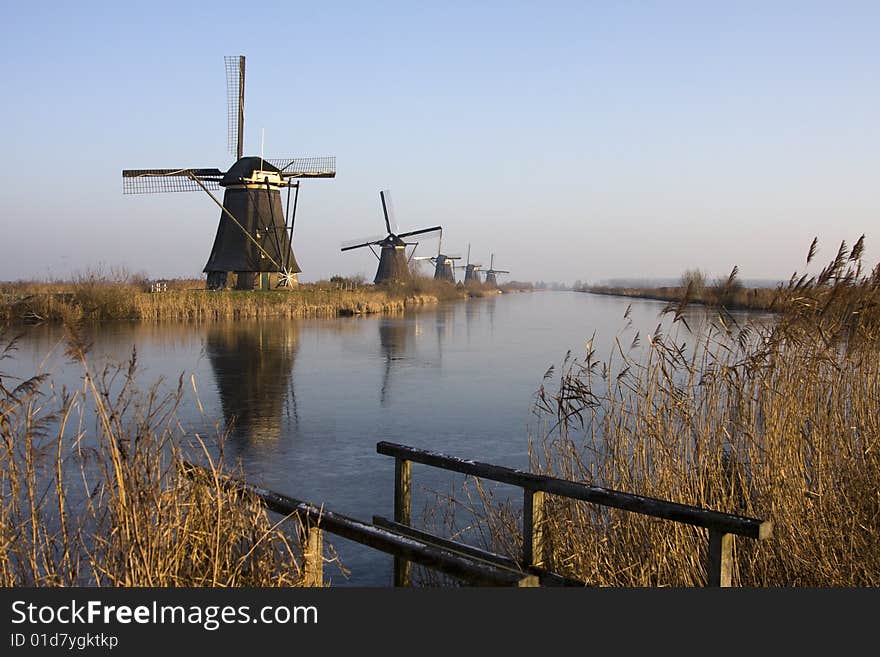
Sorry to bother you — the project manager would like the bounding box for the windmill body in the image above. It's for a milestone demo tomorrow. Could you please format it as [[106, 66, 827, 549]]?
[[373, 235, 413, 285], [203, 158, 300, 289], [122, 56, 335, 290], [484, 253, 509, 288], [464, 263, 481, 283], [429, 235, 461, 283], [342, 190, 441, 285], [456, 244, 482, 283], [433, 256, 457, 282]]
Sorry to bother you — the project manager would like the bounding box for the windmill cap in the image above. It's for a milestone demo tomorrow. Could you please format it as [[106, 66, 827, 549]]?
[[221, 157, 282, 186]]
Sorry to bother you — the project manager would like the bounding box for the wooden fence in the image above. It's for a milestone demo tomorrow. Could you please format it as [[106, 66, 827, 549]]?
[[184, 441, 771, 587], [376, 441, 772, 587]]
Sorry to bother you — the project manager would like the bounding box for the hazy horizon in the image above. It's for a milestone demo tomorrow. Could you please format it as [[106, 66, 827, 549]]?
[[2, 2, 877, 285]]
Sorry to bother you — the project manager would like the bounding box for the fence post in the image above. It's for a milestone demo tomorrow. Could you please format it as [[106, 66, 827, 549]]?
[[394, 457, 412, 586], [303, 527, 324, 587], [522, 489, 546, 570], [707, 529, 733, 587]]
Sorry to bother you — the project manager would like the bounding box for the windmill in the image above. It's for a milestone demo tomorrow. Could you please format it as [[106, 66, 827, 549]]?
[[122, 55, 336, 290], [455, 243, 482, 284], [341, 190, 442, 285], [416, 232, 460, 282], [484, 253, 510, 288]]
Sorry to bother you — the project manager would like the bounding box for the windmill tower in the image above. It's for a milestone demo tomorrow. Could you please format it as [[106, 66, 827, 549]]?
[[426, 232, 460, 282], [456, 244, 482, 284], [484, 253, 510, 288], [341, 190, 441, 285], [122, 55, 336, 290]]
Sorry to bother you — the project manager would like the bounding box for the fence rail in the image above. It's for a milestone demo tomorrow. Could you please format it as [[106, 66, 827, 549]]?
[[376, 441, 773, 587], [183, 438, 773, 587], [181, 462, 541, 587]]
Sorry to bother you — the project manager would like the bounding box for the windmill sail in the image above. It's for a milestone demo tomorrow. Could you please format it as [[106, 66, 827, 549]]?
[[226, 55, 245, 159], [266, 157, 337, 178], [122, 168, 224, 194]]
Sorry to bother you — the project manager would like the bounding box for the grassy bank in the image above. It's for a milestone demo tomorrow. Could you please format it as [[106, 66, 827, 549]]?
[[445, 238, 880, 586], [0, 276, 459, 322], [1, 272, 535, 322], [582, 282, 779, 311]]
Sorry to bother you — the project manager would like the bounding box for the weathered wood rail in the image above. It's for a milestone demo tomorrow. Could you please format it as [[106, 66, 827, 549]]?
[[183, 440, 772, 587], [181, 461, 550, 587], [376, 441, 773, 587]]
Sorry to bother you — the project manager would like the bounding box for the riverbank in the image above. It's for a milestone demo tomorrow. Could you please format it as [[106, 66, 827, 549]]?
[[580, 283, 780, 312], [0, 277, 532, 322]]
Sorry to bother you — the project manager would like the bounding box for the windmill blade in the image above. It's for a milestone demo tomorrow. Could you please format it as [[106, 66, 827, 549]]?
[[398, 226, 442, 241], [266, 157, 337, 178], [491, 269, 510, 274], [340, 241, 381, 252], [379, 190, 396, 234], [341, 232, 385, 249], [340, 235, 385, 252], [226, 55, 245, 159], [122, 168, 224, 194]]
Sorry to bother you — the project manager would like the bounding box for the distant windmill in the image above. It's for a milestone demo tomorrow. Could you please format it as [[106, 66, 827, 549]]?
[[122, 55, 336, 290], [421, 232, 460, 282], [341, 190, 442, 285], [484, 253, 510, 288], [455, 244, 482, 284]]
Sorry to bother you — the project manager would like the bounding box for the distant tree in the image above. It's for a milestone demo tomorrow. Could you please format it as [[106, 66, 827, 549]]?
[[680, 268, 706, 296], [708, 266, 744, 307]]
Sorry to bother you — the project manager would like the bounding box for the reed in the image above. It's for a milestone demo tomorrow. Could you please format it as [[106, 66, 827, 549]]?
[[438, 237, 880, 586], [0, 324, 316, 586], [0, 276, 444, 322]]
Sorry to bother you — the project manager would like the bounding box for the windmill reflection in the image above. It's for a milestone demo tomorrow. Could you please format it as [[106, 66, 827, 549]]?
[[378, 319, 412, 407], [486, 295, 497, 334], [435, 302, 456, 352], [205, 320, 299, 450]]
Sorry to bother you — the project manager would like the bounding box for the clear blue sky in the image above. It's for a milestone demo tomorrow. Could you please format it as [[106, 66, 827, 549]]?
[[1, 1, 877, 284]]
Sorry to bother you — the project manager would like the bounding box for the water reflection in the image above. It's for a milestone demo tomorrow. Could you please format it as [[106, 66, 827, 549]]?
[[486, 295, 497, 334], [378, 319, 412, 407], [6, 292, 776, 586], [205, 320, 299, 449]]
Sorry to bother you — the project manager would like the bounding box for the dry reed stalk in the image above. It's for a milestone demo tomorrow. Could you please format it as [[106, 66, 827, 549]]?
[[0, 323, 315, 587], [429, 237, 880, 586]]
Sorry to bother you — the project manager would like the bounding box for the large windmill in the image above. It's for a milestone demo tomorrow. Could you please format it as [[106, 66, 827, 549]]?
[[122, 55, 336, 290], [341, 190, 441, 285], [455, 244, 482, 284], [484, 253, 510, 288]]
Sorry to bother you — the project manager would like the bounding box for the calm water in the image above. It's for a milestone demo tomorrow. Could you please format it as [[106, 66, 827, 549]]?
[[5, 290, 728, 585]]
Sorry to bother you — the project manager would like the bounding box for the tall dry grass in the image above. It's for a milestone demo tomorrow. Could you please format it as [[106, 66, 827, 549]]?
[[446, 236, 880, 586], [0, 275, 442, 322], [0, 324, 315, 586]]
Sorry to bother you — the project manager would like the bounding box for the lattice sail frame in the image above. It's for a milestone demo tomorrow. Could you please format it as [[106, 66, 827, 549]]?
[[265, 157, 337, 178], [122, 169, 224, 194], [226, 55, 244, 158]]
